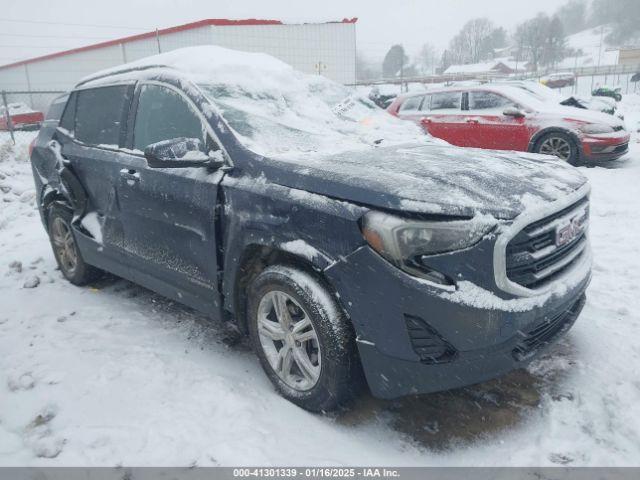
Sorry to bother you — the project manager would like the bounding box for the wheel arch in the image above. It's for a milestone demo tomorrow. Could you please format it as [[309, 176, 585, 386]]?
[[232, 244, 347, 336], [40, 187, 72, 233], [528, 127, 583, 156]]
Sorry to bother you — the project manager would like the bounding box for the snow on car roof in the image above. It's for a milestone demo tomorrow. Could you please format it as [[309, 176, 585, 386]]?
[[80, 46, 427, 157]]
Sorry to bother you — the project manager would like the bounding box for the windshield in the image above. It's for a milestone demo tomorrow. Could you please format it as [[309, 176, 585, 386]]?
[[198, 77, 424, 158]]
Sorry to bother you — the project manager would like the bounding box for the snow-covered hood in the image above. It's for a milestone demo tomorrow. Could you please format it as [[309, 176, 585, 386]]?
[[259, 143, 588, 220], [535, 102, 625, 128]]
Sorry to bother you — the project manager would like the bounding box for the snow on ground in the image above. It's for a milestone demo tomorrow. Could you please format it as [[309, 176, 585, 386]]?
[[1, 110, 640, 465]]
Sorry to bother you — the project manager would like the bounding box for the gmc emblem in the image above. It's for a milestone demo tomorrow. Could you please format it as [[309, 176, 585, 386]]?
[[555, 210, 588, 247]]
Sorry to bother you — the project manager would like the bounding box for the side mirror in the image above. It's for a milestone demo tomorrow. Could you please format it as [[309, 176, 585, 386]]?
[[503, 107, 526, 118], [144, 137, 224, 169]]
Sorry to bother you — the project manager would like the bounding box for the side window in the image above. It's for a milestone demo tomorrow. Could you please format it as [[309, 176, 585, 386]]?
[[419, 95, 431, 111], [399, 95, 423, 112], [429, 92, 462, 112], [75, 86, 129, 146], [133, 85, 205, 151], [59, 92, 77, 133], [46, 95, 68, 121], [468, 91, 516, 111]]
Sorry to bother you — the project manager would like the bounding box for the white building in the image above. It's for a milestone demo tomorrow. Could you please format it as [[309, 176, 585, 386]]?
[[0, 18, 357, 110]]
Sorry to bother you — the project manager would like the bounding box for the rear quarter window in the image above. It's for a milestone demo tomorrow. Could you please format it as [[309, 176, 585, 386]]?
[[45, 95, 68, 121], [74, 85, 131, 147], [399, 95, 424, 112]]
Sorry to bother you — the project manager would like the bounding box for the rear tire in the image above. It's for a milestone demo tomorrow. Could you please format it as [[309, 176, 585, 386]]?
[[47, 204, 102, 286], [247, 265, 362, 412], [535, 132, 580, 166]]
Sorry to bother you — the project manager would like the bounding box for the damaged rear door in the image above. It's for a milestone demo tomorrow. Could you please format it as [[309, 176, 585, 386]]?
[[54, 84, 135, 262]]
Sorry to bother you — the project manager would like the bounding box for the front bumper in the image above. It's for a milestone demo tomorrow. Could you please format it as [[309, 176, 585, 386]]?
[[581, 131, 631, 161], [325, 246, 590, 399]]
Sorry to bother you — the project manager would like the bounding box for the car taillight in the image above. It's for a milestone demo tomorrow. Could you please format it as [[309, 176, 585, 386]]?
[[28, 138, 37, 158]]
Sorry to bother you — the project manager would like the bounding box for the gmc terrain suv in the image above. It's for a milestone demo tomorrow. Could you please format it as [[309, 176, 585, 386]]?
[[30, 47, 592, 411]]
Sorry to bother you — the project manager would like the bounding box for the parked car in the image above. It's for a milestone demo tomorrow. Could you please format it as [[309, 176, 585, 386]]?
[[368, 86, 398, 109], [0, 102, 44, 131], [30, 46, 592, 411], [498, 80, 622, 118], [592, 85, 622, 102], [540, 72, 576, 89], [388, 85, 630, 165]]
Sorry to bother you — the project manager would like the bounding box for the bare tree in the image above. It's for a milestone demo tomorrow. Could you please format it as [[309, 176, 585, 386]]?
[[447, 18, 506, 65], [590, 0, 640, 44], [515, 13, 551, 70], [556, 0, 588, 35], [416, 43, 439, 75], [543, 16, 567, 67]]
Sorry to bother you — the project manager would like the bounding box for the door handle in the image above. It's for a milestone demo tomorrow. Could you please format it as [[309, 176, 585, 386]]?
[[466, 119, 479, 124], [421, 117, 432, 123], [120, 168, 140, 184]]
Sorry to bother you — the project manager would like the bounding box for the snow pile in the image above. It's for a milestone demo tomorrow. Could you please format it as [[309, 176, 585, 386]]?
[[1, 103, 640, 467], [619, 94, 640, 137], [0, 133, 37, 231], [0, 103, 38, 117], [81, 46, 427, 157]]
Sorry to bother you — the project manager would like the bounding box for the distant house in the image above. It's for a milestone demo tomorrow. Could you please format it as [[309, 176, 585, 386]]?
[[618, 47, 640, 66], [443, 58, 527, 76]]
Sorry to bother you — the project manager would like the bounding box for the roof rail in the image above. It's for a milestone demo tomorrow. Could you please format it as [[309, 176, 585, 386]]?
[[76, 64, 173, 87]]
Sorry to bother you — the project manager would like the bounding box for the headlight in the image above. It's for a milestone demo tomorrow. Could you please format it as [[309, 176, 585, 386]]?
[[580, 123, 614, 134], [360, 211, 495, 284]]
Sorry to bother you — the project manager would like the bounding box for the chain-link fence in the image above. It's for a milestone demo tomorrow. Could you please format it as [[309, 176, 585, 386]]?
[[1, 90, 65, 144], [351, 63, 640, 98]]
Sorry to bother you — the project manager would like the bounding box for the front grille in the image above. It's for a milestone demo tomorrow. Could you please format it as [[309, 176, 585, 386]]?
[[404, 315, 457, 364], [613, 143, 628, 154], [512, 294, 586, 360], [506, 197, 589, 289]]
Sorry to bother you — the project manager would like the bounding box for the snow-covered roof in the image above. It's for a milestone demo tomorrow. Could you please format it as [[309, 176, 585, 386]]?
[[444, 58, 526, 75], [82, 46, 425, 158]]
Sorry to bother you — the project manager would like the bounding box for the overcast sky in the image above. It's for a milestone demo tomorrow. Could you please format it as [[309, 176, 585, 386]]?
[[1, 0, 567, 65]]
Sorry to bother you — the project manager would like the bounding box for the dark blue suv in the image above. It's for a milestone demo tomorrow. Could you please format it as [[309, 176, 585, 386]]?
[[29, 47, 592, 411]]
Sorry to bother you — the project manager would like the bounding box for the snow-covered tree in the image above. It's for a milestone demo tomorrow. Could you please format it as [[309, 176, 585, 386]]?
[[382, 45, 409, 79]]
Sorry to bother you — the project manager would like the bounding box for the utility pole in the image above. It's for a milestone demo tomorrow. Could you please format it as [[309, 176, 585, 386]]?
[[593, 25, 604, 91], [155, 28, 161, 54]]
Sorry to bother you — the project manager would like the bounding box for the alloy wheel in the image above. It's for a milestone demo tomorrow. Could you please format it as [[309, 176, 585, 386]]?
[[257, 290, 321, 391], [539, 137, 572, 161], [51, 217, 78, 276]]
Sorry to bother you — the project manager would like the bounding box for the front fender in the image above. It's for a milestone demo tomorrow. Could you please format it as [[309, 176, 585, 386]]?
[[219, 174, 367, 315]]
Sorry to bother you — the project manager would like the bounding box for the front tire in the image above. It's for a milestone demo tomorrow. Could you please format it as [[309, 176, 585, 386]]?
[[247, 265, 361, 412], [47, 204, 102, 285], [535, 132, 580, 166]]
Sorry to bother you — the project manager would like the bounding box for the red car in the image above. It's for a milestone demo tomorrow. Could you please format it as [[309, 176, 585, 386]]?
[[388, 85, 630, 165], [0, 102, 44, 131]]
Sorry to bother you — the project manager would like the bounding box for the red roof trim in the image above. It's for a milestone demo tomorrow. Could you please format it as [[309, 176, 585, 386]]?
[[0, 18, 299, 70]]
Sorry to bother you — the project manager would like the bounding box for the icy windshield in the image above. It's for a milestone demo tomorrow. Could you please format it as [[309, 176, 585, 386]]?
[[197, 79, 424, 157], [80, 46, 426, 157]]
